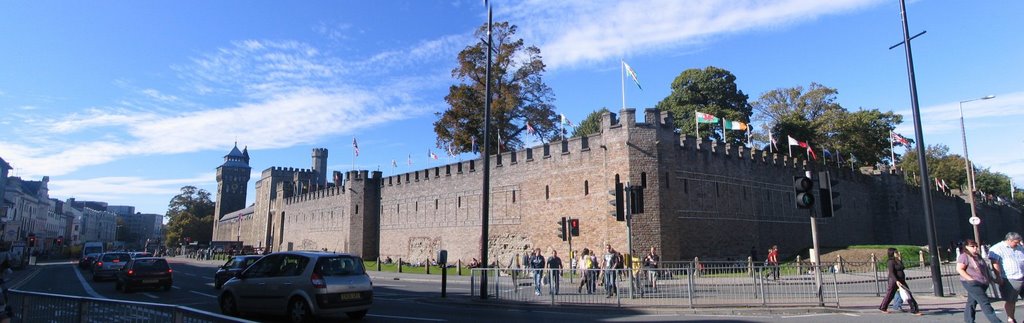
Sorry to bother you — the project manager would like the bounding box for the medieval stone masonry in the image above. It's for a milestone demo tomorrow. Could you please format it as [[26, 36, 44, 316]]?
[[213, 108, 1021, 263]]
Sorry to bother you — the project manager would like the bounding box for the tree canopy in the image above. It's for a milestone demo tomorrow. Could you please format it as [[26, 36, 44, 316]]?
[[571, 108, 610, 138], [751, 83, 902, 166], [163, 186, 215, 246], [433, 21, 557, 154], [654, 66, 752, 145], [897, 144, 967, 189]]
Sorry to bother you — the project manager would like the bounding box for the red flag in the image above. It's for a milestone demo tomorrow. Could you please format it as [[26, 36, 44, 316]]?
[[352, 138, 360, 156], [891, 132, 910, 146]]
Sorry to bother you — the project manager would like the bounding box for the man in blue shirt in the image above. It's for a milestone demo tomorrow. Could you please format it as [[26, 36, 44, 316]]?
[[989, 232, 1024, 323]]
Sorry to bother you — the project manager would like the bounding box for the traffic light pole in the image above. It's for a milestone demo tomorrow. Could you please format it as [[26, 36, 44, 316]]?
[[567, 223, 574, 284], [805, 170, 824, 306], [625, 183, 635, 299]]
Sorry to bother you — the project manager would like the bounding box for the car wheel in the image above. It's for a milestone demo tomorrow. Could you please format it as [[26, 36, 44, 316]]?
[[214, 280, 222, 289], [219, 293, 240, 316], [346, 310, 368, 320], [288, 297, 313, 323]]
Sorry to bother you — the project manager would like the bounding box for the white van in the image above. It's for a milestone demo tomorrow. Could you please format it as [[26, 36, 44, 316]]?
[[82, 242, 104, 256]]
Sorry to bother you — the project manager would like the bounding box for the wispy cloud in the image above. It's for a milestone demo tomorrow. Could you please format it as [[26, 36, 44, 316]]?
[[498, 0, 885, 69], [894, 91, 1024, 136], [48, 172, 216, 203]]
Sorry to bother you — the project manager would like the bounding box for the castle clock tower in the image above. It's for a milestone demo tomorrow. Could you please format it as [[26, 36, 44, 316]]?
[[215, 142, 251, 219]]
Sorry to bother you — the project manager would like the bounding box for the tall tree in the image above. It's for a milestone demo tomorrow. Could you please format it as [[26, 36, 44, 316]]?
[[974, 168, 1013, 198], [164, 186, 215, 246], [821, 109, 903, 167], [897, 144, 968, 189], [434, 22, 557, 153], [655, 66, 752, 145], [571, 108, 610, 138]]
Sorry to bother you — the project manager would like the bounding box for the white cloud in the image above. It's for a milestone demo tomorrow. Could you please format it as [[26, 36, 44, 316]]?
[[894, 91, 1024, 136], [497, 0, 885, 69]]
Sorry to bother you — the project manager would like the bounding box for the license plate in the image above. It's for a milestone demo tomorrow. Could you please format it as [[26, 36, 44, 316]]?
[[143, 280, 158, 284], [339, 293, 361, 300]]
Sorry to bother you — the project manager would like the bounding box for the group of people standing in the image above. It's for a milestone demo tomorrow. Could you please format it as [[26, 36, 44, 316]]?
[[878, 231, 1024, 323], [522, 245, 661, 298]]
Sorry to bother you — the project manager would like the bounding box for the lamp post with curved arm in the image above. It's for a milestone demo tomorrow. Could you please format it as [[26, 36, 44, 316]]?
[[959, 94, 995, 244]]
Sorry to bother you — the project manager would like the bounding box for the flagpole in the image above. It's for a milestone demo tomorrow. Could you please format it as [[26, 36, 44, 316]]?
[[889, 131, 896, 167], [721, 118, 726, 142], [788, 138, 793, 157], [694, 110, 699, 139], [621, 60, 626, 110]]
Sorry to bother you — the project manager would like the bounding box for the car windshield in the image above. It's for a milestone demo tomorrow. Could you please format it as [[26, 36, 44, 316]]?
[[315, 256, 365, 276], [101, 253, 132, 262], [133, 259, 169, 271]]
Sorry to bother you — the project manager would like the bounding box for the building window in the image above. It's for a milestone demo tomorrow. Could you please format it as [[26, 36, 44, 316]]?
[[584, 180, 590, 195], [512, 190, 517, 203], [546, 185, 550, 200]]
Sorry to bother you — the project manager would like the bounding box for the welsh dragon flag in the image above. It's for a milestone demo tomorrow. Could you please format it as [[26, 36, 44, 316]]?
[[695, 111, 719, 124]]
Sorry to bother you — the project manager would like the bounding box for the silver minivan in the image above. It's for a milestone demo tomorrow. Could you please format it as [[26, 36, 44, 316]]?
[[218, 251, 372, 322]]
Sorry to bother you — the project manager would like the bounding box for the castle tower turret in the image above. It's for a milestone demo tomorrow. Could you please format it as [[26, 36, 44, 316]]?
[[215, 142, 251, 220], [311, 148, 328, 188]]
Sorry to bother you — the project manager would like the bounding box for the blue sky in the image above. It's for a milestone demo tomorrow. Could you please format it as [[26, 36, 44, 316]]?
[[1, 0, 1021, 216]]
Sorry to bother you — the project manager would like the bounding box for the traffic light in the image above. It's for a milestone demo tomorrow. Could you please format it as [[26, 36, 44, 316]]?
[[629, 186, 644, 214], [793, 176, 815, 209], [818, 171, 841, 217], [568, 218, 580, 236], [608, 182, 624, 221], [557, 217, 568, 241], [28, 235, 36, 248]]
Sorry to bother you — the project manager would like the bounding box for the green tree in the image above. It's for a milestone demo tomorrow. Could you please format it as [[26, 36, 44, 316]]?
[[897, 144, 967, 189], [655, 66, 752, 145], [974, 168, 1012, 199], [571, 108, 610, 138], [434, 22, 557, 153], [751, 83, 903, 167], [164, 186, 215, 246]]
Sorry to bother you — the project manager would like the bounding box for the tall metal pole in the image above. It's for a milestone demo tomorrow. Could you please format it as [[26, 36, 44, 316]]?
[[479, 3, 493, 300], [808, 170, 823, 306], [898, 0, 943, 296], [959, 96, 993, 243]]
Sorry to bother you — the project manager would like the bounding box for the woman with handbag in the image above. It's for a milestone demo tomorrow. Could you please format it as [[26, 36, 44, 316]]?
[[879, 248, 922, 315], [958, 239, 1001, 322]]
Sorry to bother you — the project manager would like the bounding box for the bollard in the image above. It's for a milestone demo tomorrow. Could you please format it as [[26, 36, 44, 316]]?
[[836, 255, 844, 273], [871, 253, 880, 297], [457, 259, 462, 276], [919, 250, 925, 268], [376, 257, 382, 271], [426, 258, 431, 275], [398, 258, 403, 273], [747, 256, 754, 276]]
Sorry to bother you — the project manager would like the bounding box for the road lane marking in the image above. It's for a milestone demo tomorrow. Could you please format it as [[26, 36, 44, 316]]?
[[181, 272, 198, 277], [373, 284, 407, 287], [190, 290, 218, 298], [9, 267, 40, 290], [172, 286, 182, 289], [72, 268, 106, 299], [366, 314, 446, 322], [141, 292, 159, 299]]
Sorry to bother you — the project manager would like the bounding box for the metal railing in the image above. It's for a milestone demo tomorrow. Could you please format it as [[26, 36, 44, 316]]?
[[470, 264, 841, 308], [7, 289, 253, 323]]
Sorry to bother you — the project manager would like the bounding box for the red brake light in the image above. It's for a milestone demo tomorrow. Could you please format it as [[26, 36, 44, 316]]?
[[127, 270, 134, 275], [168, 269, 173, 273], [113, 259, 120, 263], [95, 262, 103, 267], [311, 272, 326, 289]]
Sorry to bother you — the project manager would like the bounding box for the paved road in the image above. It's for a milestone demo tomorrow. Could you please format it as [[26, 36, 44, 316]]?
[[7, 257, 1016, 322]]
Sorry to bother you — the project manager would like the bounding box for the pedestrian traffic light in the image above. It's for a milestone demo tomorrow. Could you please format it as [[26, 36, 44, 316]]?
[[818, 171, 841, 217], [608, 182, 624, 221], [28, 235, 36, 248], [557, 217, 568, 241], [569, 218, 580, 236], [793, 176, 815, 209], [629, 186, 644, 214]]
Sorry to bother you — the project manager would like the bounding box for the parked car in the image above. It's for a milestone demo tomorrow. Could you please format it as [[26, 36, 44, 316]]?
[[130, 252, 153, 258], [214, 255, 263, 289], [91, 252, 132, 281], [218, 251, 372, 322], [115, 257, 173, 292], [78, 253, 101, 269]]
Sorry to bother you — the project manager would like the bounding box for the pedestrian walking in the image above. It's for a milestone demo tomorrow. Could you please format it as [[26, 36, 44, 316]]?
[[958, 239, 1000, 323], [766, 245, 780, 281], [547, 250, 563, 295], [529, 248, 545, 296], [603, 244, 623, 298], [644, 247, 660, 292], [0, 257, 13, 323], [990, 232, 1024, 323], [878, 248, 921, 315]]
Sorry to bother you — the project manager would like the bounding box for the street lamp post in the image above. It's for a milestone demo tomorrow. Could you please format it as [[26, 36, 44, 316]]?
[[959, 95, 995, 244]]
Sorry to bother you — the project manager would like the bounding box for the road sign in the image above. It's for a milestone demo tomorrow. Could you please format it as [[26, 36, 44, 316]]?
[[969, 217, 981, 225]]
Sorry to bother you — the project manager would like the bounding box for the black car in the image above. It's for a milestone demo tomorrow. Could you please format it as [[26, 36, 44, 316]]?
[[214, 255, 263, 289], [78, 253, 100, 269], [115, 257, 173, 292]]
